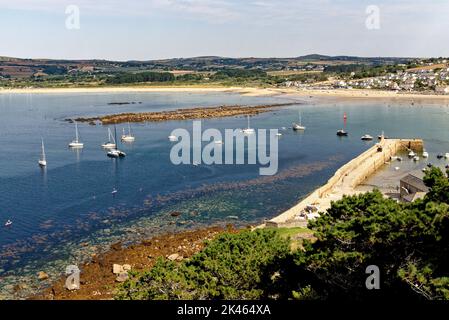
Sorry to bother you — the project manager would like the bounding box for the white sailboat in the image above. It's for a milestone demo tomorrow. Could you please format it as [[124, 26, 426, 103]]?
[[38, 139, 47, 167], [68, 121, 84, 148], [242, 115, 255, 134], [292, 111, 306, 131], [121, 122, 135, 142], [107, 126, 127, 158], [102, 127, 116, 149]]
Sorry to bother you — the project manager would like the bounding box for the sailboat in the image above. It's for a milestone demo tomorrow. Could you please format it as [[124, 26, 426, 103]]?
[[121, 122, 135, 142], [102, 128, 116, 149], [292, 111, 306, 131], [38, 139, 47, 167], [242, 115, 255, 134], [68, 121, 84, 148], [107, 126, 127, 158]]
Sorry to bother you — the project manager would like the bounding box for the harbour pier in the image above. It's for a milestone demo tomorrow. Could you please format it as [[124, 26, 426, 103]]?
[[265, 137, 424, 228]]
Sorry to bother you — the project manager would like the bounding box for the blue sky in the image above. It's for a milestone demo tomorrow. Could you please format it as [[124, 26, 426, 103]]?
[[0, 0, 448, 60]]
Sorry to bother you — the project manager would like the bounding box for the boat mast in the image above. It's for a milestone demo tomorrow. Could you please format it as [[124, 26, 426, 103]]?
[[41, 139, 46, 161], [75, 121, 79, 142], [114, 125, 119, 150]]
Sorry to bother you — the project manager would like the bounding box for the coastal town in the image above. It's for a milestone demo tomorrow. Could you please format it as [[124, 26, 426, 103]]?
[[284, 59, 449, 94]]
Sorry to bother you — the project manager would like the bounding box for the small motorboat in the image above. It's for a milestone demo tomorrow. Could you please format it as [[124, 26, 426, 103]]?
[[427, 163, 433, 168], [111, 188, 118, 195], [107, 149, 126, 158], [361, 134, 374, 141], [394, 167, 400, 171], [413, 156, 420, 162], [437, 153, 444, 159], [4, 220, 12, 227], [214, 140, 223, 144], [397, 157, 403, 162], [422, 151, 429, 158], [168, 135, 178, 142], [445, 153, 449, 159], [408, 151, 416, 158], [336, 129, 348, 136], [275, 133, 282, 137]]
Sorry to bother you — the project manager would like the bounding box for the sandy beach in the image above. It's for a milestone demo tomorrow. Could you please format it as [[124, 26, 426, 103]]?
[[2, 85, 449, 101]]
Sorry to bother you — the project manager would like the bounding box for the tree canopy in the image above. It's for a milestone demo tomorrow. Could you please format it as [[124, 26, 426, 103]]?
[[116, 167, 449, 300]]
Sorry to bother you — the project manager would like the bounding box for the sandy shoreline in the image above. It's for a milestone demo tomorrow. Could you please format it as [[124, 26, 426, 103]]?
[[2, 86, 449, 103]]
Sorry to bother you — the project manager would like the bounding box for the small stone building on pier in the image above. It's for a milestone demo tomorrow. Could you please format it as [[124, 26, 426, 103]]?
[[400, 173, 429, 202]]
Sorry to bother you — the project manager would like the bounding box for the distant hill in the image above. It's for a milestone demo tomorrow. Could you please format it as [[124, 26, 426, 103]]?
[[0, 54, 415, 79]]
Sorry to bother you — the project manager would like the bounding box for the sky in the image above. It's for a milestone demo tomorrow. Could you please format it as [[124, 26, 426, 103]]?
[[0, 0, 448, 60]]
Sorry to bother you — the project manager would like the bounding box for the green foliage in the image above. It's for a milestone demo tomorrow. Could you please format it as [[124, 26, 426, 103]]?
[[298, 169, 449, 300], [116, 168, 449, 301], [106, 71, 175, 84], [283, 73, 328, 83], [116, 229, 297, 300], [212, 69, 267, 79]]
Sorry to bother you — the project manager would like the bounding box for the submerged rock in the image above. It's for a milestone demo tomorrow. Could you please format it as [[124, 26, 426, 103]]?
[[38, 271, 49, 281], [170, 211, 182, 217]]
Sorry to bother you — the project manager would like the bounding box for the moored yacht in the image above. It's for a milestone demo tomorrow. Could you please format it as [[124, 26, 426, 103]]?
[[107, 126, 127, 158], [336, 129, 348, 136], [38, 139, 47, 167], [361, 134, 373, 141], [242, 115, 255, 134], [121, 122, 135, 142], [68, 121, 84, 148], [292, 111, 306, 131], [168, 135, 178, 142], [102, 128, 116, 149]]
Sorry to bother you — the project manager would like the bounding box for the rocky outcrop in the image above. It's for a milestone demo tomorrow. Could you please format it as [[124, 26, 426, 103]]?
[[69, 103, 297, 125]]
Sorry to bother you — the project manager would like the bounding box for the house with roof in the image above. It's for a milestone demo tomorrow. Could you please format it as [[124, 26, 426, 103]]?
[[400, 172, 429, 202]]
